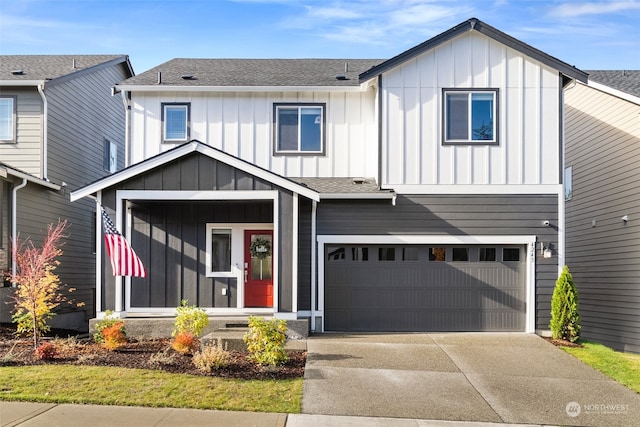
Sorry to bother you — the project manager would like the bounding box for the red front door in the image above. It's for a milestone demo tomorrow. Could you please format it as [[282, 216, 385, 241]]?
[[244, 230, 273, 307]]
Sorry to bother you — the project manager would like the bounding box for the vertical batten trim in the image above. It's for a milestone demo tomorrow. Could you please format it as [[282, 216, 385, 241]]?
[[291, 193, 298, 314], [96, 192, 102, 314], [310, 200, 317, 331]]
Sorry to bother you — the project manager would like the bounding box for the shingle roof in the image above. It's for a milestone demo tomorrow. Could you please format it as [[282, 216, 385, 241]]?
[[586, 70, 640, 98], [0, 55, 130, 82], [119, 58, 384, 87], [360, 18, 588, 83], [292, 177, 390, 194]]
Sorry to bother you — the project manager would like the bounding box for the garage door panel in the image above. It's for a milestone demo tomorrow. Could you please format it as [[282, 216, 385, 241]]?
[[325, 244, 525, 332]]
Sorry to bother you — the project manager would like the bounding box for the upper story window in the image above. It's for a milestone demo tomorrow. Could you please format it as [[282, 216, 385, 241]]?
[[443, 90, 498, 145], [274, 103, 325, 155], [0, 97, 16, 143], [162, 103, 190, 143]]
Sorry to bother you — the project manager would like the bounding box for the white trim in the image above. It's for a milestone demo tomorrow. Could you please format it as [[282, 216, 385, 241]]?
[[319, 193, 395, 200], [386, 184, 560, 195], [204, 226, 234, 278], [588, 80, 640, 106], [116, 84, 368, 93], [310, 200, 317, 332], [114, 187, 282, 314], [95, 193, 102, 313], [0, 80, 46, 86], [316, 234, 537, 333], [116, 190, 279, 201], [273, 197, 280, 314], [70, 141, 319, 202], [291, 193, 298, 313]]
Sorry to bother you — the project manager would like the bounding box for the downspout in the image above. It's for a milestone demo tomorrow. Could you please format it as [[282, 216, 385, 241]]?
[[377, 74, 383, 188], [11, 178, 28, 281], [120, 90, 130, 166], [559, 77, 578, 276], [37, 84, 48, 179]]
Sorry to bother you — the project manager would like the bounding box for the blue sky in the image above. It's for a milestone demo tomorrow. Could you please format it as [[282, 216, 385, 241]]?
[[1, 0, 639, 74]]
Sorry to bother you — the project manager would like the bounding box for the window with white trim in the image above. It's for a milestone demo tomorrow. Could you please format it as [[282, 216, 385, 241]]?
[[274, 103, 325, 154], [162, 103, 190, 143], [207, 228, 232, 275], [0, 97, 16, 143], [443, 90, 497, 145]]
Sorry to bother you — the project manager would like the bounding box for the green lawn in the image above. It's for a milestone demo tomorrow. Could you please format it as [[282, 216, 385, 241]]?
[[561, 341, 640, 393], [0, 365, 302, 413]]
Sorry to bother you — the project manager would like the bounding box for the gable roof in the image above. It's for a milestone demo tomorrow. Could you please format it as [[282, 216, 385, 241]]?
[[359, 18, 588, 83], [586, 70, 640, 98], [118, 59, 383, 90], [0, 55, 134, 86], [70, 140, 319, 202]]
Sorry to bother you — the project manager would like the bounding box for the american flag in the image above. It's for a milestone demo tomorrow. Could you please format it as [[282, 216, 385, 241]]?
[[101, 206, 146, 277]]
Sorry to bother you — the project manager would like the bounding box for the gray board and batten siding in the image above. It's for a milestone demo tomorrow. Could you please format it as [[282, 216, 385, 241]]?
[[99, 152, 296, 312], [314, 194, 559, 332], [565, 80, 640, 353]]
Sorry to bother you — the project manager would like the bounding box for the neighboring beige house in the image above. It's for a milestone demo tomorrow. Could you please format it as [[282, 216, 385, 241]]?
[[0, 55, 134, 330], [565, 70, 640, 353]]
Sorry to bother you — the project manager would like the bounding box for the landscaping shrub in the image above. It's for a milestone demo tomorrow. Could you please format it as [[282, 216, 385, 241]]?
[[193, 340, 231, 372], [34, 342, 57, 360], [148, 347, 177, 370], [93, 310, 123, 344], [173, 299, 209, 337], [101, 321, 127, 350], [171, 331, 199, 355], [243, 316, 288, 366], [550, 265, 581, 343]]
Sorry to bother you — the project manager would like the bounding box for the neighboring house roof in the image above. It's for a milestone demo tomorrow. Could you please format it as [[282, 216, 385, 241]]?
[[70, 140, 320, 202], [0, 162, 61, 190], [0, 55, 133, 86], [118, 59, 384, 89], [293, 177, 395, 201], [359, 18, 588, 84], [586, 70, 640, 99]]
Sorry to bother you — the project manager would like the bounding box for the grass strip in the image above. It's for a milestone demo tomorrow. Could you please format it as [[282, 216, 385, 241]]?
[[0, 365, 302, 413], [561, 341, 640, 393]]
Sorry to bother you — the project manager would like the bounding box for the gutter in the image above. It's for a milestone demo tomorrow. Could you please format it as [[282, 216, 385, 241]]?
[[37, 84, 48, 179], [11, 178, 28, 281], [115, 84, 368, 93], [319, 192, 395, 201]]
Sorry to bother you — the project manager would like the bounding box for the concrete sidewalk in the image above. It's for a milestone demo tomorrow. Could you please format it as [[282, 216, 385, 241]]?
[[0, 402, 544, 427]]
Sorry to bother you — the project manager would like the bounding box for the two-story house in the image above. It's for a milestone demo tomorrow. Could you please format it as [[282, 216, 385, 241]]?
[[1, 55, 134, 331], [565, 70, 640, 353], [71, 19, 587, 334]]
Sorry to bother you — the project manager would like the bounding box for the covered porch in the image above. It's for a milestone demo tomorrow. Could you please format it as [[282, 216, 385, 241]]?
[[70, 141, 319, 328]]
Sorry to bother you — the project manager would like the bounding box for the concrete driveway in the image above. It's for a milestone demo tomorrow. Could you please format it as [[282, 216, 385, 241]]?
[[302, 333, 640, 426]]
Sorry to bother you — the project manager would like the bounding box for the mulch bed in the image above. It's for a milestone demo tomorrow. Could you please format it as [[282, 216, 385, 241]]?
[[543, 336, 583, 348], [0, 324, 306, 380]]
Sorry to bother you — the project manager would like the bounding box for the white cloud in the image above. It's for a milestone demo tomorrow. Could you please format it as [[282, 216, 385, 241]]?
[[550, 0, 640, 17]]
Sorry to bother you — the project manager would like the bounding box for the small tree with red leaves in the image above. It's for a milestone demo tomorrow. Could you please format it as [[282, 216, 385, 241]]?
[[9, 221, 76, 349]]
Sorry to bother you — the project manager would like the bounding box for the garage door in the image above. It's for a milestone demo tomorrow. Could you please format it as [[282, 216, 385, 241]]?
[[324, 245, 525, 332]]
